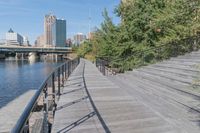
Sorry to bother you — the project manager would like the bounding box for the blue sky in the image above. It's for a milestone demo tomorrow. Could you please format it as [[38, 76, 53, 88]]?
[[0, 0, 121, 44]]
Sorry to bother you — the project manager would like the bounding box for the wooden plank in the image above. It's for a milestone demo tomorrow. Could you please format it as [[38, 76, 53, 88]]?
[[52, 59, 182, 133]]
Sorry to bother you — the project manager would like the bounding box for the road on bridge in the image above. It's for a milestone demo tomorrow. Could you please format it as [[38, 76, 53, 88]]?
[[0, 45, 72, 54]]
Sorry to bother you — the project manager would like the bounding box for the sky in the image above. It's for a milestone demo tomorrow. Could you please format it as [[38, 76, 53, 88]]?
[[0, 0, 121, 44]]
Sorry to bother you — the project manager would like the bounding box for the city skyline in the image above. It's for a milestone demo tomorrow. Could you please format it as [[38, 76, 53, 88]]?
[[0, 0, 120, 44], [36, 13, 66, 47]]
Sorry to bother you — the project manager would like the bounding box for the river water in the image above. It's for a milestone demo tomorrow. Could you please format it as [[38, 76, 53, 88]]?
[[0, 59, 62, 108]]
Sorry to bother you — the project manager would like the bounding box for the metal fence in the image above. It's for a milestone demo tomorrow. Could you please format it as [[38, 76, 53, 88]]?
[[96, 59, 117, 76], [11, 58, 80, 133]]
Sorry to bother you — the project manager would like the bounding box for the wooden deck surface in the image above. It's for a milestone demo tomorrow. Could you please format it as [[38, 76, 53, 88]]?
[[52, 59, 184, 133]]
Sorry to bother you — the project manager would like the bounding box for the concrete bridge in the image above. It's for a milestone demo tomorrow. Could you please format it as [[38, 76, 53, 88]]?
[[0, 45, 72, 54], [0, 45, 72, 60]]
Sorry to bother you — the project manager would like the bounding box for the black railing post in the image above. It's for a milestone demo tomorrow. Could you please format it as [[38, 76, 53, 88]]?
[[72, 60, 73, 72], [43, 84, 49, 133], [62, 65, 64, 86], [102, 60, 105, 76], [52, 73, 56, 111], [67, 62, 70, 77], [142, 52, 145, 66], [175, 43, 178, 56], [64, 63, 67, 79], [100, 60, 102, 73], [57, 68, 61, 96], [72, 60, 74, 71], [70, 61, 72, 74], [159, 47, 161, 61], [72, 60, 73, 71]]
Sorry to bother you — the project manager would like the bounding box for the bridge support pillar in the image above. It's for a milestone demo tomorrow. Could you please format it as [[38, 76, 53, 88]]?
[[28, 52, 38, 63], [42, 54, 63, 61], [15, 53, 24, 60], [56, 54, 63, 61], [0, 54, 5, 59]]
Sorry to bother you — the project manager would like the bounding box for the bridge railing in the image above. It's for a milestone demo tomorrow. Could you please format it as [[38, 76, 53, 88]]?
[[11, 58, 80, 133]]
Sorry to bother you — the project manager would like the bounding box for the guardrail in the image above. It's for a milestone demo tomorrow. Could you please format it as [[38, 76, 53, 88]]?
[[96, 59, 117, 76], [11, 58, 80, 133]]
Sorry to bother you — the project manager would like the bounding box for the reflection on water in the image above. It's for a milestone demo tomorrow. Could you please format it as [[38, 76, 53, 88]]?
[[0, 59, 62, 108]]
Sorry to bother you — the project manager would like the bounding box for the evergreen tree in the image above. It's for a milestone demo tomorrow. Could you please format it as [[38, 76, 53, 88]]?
[[77, 0, 200, 71]]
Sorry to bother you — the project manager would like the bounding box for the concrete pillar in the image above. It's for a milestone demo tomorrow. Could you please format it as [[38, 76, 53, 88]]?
[[39, 54, 63, 61], [15, 53, 20, 60], [21, 53, 24, 60], [0, 54, 5, 59], [15, 53, 26, 60], [28, 52, 38, 63], [57, 55, 63, 61]]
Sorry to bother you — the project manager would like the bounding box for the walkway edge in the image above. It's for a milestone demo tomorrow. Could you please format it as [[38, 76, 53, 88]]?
[[82, 61, 111, 133]]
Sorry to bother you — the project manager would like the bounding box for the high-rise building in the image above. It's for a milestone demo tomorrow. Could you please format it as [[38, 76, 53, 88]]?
[[52, 19, 66, 47], [73, 33, 87, 46], [44, 13, 56, 47], [35, 34, 45, 47], [5, 28, 23, 45], [88, 32, 95, 40], [66, 38, 72, 47], [23, 36, 30, 46]]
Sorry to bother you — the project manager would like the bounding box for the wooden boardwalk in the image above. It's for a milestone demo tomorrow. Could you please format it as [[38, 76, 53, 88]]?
[[108, 51, 200, 133], [52, 59, 187, 133]]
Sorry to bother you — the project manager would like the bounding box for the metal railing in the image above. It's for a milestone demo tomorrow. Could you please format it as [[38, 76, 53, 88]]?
[[11, 58, 80, 133], [96, 59, 117, 76], [96, 34, 200, 74]]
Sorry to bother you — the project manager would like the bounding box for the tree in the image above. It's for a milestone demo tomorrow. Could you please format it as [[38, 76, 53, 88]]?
[[76, 0, 200, 71]]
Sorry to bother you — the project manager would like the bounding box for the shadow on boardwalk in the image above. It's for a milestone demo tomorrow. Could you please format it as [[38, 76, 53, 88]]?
[[52, 60, 111, 133], [61, 87, 84, 96], [63, 81, 83, 87], [57, 112, 96, 133], [68, 76, 83, 81], [56, 96, 88, 111]]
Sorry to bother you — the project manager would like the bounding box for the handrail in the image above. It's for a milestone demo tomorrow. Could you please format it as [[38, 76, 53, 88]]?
[[11, 57, 80, 133]]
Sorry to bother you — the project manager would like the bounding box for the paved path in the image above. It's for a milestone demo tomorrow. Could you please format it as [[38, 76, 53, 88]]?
[[52, 59, 192, 133]]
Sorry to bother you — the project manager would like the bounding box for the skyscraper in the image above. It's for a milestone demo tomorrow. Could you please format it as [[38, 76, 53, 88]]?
[[52, 19, 66, 47], [44, 13, 56, 47], [36, 34, 45, 47], [23, 36, 30, 46], [73, 33, 87, 46]]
